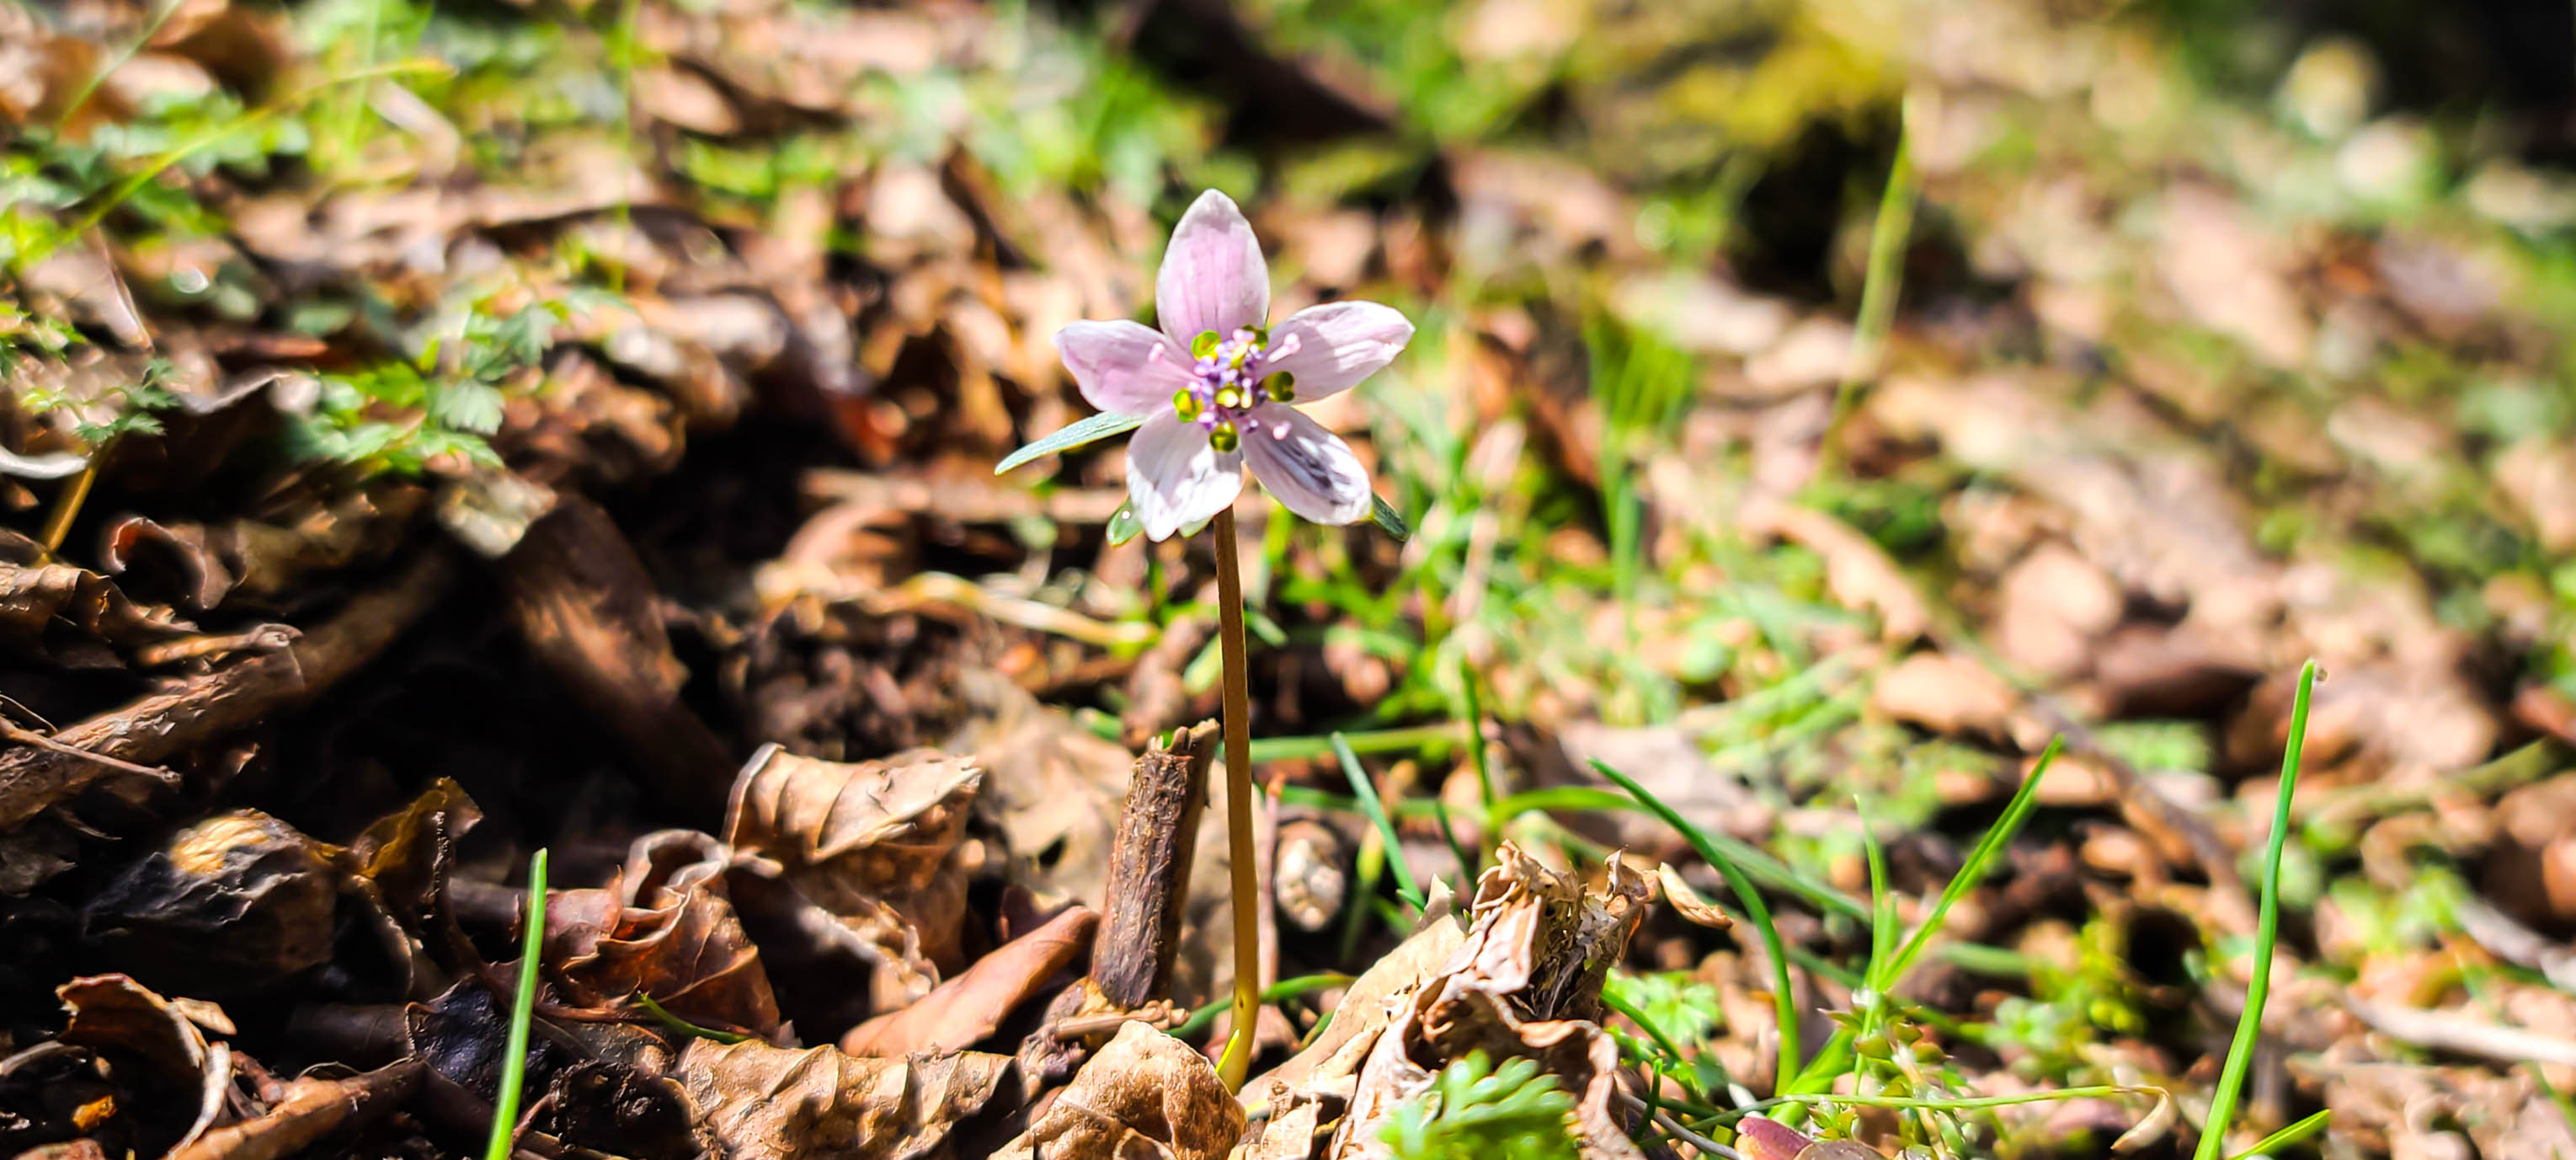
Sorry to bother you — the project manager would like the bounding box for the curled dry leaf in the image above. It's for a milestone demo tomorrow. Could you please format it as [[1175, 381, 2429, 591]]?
[[1655, 863, 1732, 930], [675, 1036, 1018, 1160], [1242, 845, 1649, 1160], [1239, 914, 1469, 1160], [841, 904, 1096, 1057], [547, 830, 783, 1036], [83, 811, 339, 997], [0, 559, 196, 666], [725, 745, 984, 976], [1338, 845, 1651, 1160], [167, 1060, 421, 1160], [99, 488, 423, 612], [989, 1021, 1242, 1160], [56, 974, 236, 1160]]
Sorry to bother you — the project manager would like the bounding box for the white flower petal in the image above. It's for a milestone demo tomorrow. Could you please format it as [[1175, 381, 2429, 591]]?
[[1155, 190, 1270, 345], [1244, 404, 1371, 526], [1055, 320, 1193, 416], [1260, 301, 1412, 400], [1128, 409, 1244, 541]]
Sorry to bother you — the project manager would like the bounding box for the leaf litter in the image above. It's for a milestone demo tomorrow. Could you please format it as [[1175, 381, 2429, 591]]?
[[3, 0, 2575, 1157]]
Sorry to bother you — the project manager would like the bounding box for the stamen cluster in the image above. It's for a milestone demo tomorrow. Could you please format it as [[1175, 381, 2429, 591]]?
[[1167, 327, 1299, 452]]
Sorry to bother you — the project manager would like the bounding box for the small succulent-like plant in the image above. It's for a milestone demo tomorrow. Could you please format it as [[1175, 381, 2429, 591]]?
[[1378, 1053, 1578, 1160]]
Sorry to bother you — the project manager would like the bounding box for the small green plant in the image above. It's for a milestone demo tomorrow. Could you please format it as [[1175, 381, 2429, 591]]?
[[287, 289, 586, 476], [1378, 1053, 1580, 1160]]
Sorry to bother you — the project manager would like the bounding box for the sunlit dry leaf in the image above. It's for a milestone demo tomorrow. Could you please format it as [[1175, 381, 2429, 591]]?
[[990, 1021, 1240, 1160], [1320, 846, 1651, 1160], [676, 1037, 1017, 1160], [0, 559, 196, 666], [1239, 914, 1469, 1159], [83, 812, 338, 997], [1870, 651, 2021, 741], [725, 746, 984, 976], [843, 904, 1096, 1056], [1740, 498, 1928, 644]]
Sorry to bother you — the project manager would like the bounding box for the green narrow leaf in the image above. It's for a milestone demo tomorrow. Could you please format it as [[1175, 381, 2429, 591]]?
[[2197, 661, 2318, 1160], [995, 410, 1147, 474], [486, 848, 548, 1160], [1336, 733, 1423, 911], [1592, 757, 1800, 1087], [1107, 502, 1143, 545], [1370, 493, 1411, 541], [2225, 1109, 2329, 1160], [1880, 735, 2062, 991]]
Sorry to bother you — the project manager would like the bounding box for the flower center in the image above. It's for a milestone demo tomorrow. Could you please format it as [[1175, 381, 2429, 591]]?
[[1170, 327, 1298, 452]]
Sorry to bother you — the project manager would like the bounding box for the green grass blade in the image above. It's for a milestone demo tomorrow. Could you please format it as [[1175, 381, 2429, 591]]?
[[2225, 1109, 2329, 1160], [2195, 661, 2317, 1160], [1877, 736, 2062, 992], [486, 847, 548, 1160], [1336, 733, 1424, 910], [1859, 801, 1896, 1050], [1171, 972, 1353, 1039], [633, 993, 748, 1044], [1592, 757, 1801, 1087], [1459, 658, 1499, 864], [995, 411, 1147, 474]]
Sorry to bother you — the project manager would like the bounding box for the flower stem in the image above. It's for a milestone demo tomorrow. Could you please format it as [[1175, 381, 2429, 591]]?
[[1210, 507, 1261, 1090]]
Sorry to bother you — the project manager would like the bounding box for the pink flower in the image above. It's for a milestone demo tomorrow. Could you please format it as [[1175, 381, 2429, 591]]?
[[1053, 190, 1414, 542]]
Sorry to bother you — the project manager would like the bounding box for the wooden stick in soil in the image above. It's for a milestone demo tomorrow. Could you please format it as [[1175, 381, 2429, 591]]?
[[1092, 722, 1217, 1008], [1210, 507, 1261, 1091]]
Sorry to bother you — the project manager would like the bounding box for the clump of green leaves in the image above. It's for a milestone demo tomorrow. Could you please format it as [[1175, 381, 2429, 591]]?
[[17, 356, 184, 445], [1378, 1053, 1580, 1160], [288, 287, 588, 476]]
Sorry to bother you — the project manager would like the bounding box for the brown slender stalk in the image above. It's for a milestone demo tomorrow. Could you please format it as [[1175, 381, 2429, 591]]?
[[1209, 507, 1261, 1090]]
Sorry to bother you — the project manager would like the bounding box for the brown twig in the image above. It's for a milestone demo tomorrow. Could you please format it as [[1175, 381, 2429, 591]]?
[[1092, 722, 1218, 1008], [0, 550, 453, 831]]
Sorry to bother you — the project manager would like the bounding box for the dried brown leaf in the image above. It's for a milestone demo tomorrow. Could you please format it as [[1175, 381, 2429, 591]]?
[[990, 1021, 1241, 1160], [82, 812, 338, 997], [1318, 846, 1651, 1160], [1655, 863, 1732, 931], [56, 974, 234, 1159], [547, 831, 783, 1035], [842, 904, 1096, 1056], [676, 1037, 1017, 1160], [168, 1061, 420, 1160], [726, 746, 984, 974], [0, 559, 195, 666]]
